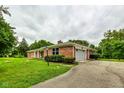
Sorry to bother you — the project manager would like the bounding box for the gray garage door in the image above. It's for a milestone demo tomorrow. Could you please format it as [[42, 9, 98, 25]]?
[[75, 50, 85, 61]]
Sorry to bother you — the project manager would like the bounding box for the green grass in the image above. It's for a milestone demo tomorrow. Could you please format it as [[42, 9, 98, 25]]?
[[97, 58, 124, 62], [0, 58, 73, 88]]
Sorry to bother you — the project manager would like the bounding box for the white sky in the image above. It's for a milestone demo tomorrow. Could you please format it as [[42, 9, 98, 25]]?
[[4, 5, 124, 45]]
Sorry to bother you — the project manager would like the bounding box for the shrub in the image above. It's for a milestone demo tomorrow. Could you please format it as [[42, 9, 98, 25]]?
[[40, 57, 44, 60], [44, 56, 50, 61], [14, 54, 24, 58], [45, 55, 64, 62], [63, 57, 75, 64], [90, 53, 100, 59], [44, 55, 75, 64]]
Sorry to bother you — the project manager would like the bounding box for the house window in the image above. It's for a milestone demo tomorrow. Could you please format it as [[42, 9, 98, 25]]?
[[52, 48, 59, 55]]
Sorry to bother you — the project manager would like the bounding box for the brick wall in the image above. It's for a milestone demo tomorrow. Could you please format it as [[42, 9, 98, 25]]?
[[27, 51, 41, 59], [36, 51, 41, 58], [43, 46, 75, 58], [59, 47, 74, 57], [27, 52, 35, 59], [86, 49, 91, 60], [43, 48, 53, 57]]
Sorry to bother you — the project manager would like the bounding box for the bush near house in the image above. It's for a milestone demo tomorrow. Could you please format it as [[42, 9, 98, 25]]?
[[63, 57, 75, 64], [45, 55, 64, 62], [90, 53, 100, 60], [44, 55, 75, 63]]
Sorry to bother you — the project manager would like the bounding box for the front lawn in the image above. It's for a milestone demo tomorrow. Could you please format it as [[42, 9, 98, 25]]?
[[97, 58, 124, 62], [0, 58, 73, 88]]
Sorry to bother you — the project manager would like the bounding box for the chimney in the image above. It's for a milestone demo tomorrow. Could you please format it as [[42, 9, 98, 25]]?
[[58, 40, 63, 44]]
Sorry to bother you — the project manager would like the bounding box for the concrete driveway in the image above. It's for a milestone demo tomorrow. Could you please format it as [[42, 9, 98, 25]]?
[[32, 61, 124, 88]]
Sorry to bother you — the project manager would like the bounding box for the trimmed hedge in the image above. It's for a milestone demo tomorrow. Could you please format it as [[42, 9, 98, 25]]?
[[45, 55, 64, 62], [44, 55, 75, 63], [63, 57, 75, 64]]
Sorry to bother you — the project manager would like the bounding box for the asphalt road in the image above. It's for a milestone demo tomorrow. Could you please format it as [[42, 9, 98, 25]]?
[[32, 61, 124, 88]]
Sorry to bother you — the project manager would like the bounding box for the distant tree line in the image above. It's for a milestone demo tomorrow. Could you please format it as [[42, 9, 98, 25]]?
[[30, 40, 53, 50], [11, 39, 54, 57], [68, 40, 95, 48]]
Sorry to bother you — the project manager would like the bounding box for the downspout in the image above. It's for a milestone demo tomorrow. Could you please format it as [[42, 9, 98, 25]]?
[[34, 51, 36, 58], [73, 46, 76, 59]]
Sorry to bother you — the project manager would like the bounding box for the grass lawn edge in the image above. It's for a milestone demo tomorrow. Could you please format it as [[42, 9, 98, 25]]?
[[97, 58, 124, 62]]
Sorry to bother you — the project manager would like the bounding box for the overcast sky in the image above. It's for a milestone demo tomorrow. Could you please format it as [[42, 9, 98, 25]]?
[[4, 5, 124, 45]]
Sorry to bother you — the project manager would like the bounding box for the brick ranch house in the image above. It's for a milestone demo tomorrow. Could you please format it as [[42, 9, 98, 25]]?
[[27, 41, 94, 61]]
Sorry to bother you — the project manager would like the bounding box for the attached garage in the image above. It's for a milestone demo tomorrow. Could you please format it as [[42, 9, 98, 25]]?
[[75, 49, 85, 61]]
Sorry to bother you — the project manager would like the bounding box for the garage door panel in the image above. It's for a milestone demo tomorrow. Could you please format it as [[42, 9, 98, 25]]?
[[75, 50, 85, 61]]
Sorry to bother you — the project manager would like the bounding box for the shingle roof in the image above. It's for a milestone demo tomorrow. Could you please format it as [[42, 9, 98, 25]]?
[[27, 47, 45, 52], [27, 42, 95, 52]]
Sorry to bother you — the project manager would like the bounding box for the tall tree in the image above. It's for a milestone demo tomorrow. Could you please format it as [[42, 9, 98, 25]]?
[[18, 38, 29, 57], [0, 6, 16, 57]]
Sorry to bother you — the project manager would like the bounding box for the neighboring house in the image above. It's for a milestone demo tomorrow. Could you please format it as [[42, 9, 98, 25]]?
[[27, 41, 94, 61]]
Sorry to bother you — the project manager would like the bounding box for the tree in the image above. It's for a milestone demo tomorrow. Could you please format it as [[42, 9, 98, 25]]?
[[29, 40, 38, 49], [104, 29, 124, 41], [18, 38, 29, 57], [0, 17, 16, 57], [29, 40, 54, 50], [68, 39, 89, 46], [0, 5, 11, 17], [0, 5, 16, 57], [98, 29, 124, 59], [112, 40, 124, 59], [89, 44, 95, 48]]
